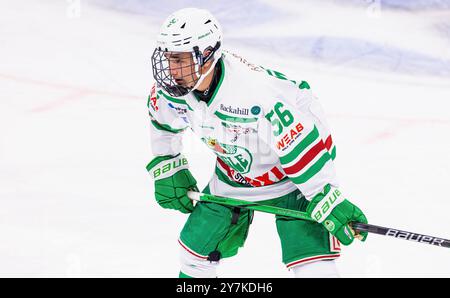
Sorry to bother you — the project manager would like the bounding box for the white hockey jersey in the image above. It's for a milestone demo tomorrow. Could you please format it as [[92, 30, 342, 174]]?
[[147, 51, 339, 202]]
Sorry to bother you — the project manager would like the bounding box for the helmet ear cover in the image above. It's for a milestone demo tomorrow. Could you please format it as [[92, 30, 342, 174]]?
[[194, 41, 221, 68]]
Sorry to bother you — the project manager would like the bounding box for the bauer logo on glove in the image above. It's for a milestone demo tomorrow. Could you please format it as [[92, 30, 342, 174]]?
[[306, 184, 368, 245]]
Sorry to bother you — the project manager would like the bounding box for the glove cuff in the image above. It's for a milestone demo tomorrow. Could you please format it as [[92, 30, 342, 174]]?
[[307, 184, 345, 223], [146, 154, 189, 181]]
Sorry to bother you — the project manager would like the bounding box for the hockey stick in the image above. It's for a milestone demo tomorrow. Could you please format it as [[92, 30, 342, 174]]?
[[350, 222, 450, 248], [187, 191, 450, 249]]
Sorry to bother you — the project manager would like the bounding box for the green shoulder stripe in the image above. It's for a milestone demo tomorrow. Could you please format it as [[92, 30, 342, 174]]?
[[150, 119, 185, 134], [158, 90, 193, 111]]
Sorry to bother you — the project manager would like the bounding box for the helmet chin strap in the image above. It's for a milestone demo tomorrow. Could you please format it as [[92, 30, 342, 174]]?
[[190, 42, 221, 94], [191, 55, 220, 93]]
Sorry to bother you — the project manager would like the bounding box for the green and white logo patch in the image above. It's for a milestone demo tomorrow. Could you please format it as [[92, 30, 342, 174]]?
[[202, 137, 253, 174], [324, 220, 335, 232]]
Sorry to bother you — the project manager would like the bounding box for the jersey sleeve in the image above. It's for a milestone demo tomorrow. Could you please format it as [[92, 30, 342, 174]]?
[[147, 83, 188, 156], [262, 80, 338, 200]]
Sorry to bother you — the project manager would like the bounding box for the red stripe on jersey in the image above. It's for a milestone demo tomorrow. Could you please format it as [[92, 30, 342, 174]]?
[[217, 158, 262, 187], [217, 158, 233, 177], [325, 135, 333, 151], [283, 141, 326, 175]]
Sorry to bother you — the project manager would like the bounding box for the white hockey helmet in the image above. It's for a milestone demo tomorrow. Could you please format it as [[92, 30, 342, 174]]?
[[151, 8, 223, 97]]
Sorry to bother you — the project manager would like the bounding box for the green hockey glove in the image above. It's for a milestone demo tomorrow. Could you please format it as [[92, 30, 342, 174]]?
[[146, 154, 197, 214], [306, 184, 368, 245]]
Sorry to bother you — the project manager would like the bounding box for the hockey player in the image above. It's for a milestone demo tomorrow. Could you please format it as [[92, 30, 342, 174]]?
[[147, 8, 368, 278]]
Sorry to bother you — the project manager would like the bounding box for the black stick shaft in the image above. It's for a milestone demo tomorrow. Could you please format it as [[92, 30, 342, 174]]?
[[351, 222, 450, 248]]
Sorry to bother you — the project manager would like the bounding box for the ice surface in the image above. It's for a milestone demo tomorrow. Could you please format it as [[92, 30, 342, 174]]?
[[0, 0, 449, 277]]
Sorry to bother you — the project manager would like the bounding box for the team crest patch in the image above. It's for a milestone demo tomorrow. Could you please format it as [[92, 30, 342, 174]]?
[[202, 137, 253, 174]]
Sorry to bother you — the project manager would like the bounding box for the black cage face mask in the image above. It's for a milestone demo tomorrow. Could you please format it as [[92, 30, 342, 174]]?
[[151, 43, 221, 97], [151, 49, 201, 97]]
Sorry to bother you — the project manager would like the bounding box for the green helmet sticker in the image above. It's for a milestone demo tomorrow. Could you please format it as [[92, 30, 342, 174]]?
[[167, 18, 177, 27], [198, 32, 211, 39]]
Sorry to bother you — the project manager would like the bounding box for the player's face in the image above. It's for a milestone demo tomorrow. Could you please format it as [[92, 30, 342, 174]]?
[[165, 52, 198, 88]]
